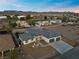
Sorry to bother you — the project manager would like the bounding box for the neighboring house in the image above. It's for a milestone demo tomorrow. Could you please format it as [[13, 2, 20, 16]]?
[[62, 22, 74, 25], [50, 19, 62, 24], [18, 28, 61, 45], [0, 15, 26, 19], [16, 20, 30, 28], [67, 22, 74, 25], [35, 19, 62, 27], [17, 15, 26, 19], [35, 21, 51, 27], [0, 33, 15, 58], [0, 16, 7, 19], [69, 17, 77, 21]]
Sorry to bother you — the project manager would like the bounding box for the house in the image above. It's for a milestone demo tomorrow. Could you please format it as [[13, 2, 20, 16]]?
[[18, 28, 61, 45], [69, 17, 77, 22], [50, 19, 62, 24], [67, 22, 74, 25], [35, 21, 51, 27], [0, 33, 15, 58], [0, 16, 7, 19], [0, 15, 26, 19], [35, 19, 62, 27], [17, 15, 26, 19], [16, 20, 30, 28]]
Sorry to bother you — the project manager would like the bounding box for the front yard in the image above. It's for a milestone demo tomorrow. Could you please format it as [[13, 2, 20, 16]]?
[[21, 42, 59, 59]]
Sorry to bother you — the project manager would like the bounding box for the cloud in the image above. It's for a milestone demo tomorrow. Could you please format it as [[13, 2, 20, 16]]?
[[70, 6, 79, 13], [12, 4, 28, 11], [0, 0, 16, 4], [0, 0, 17, 8], [44, 6, 79, 13], [0, 0, 19, 10], [0, 0, 78, 13]]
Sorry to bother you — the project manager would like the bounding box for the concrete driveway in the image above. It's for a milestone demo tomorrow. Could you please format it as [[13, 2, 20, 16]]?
[[49, 40, 73, 54]]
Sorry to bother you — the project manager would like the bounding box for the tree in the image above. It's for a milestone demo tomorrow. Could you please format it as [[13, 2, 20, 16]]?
[[12, 15, 18, 22], [26, 14, 33, 20], [25, 14, 34, 25], [6, 15, 12, 24], [44, 16, 48, 20], [7, 49, 19, 59], [5, 15, 13, 32], [62, 16, 69, 22], [20, 17, 25, 20], [77, 17, 79, 22], [10, 23, 17, 28], [57, 17, 62, 19], [6, 15, 17, 32]]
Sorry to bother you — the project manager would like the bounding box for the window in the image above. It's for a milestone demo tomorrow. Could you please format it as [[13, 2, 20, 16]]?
[[56, 37, 60, 41], [49, 39, 54, 43]]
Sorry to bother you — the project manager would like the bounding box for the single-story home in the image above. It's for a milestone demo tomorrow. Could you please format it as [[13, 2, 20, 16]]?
[[0, 15, 26, 20], [0, 33, 15, 58], [50, 19, 62, 24], [35, 21, 51, 27], [16, 20, 30, 28], [17, 15, 26, 19], [18, 28, 61, 45], [0, 16, 7, 19], [35, 19, 62, 27]]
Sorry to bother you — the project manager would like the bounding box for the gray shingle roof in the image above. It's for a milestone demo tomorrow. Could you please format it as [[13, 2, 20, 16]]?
[[19, 28, 60, 41], [19, 32, 33, 41]]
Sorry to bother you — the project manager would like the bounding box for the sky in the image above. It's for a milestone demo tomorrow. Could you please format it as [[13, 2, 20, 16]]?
[[0, 0, 79, 13]]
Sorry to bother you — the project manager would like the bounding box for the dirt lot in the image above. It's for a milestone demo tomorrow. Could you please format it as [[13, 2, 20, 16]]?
[[62, 37, 79, 47], [46, 25, 79, 40], [21, 43, 59, 59]]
